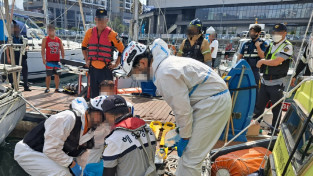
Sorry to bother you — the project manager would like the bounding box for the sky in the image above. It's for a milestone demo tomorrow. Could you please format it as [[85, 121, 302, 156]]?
[[8, 0, 24, 9]]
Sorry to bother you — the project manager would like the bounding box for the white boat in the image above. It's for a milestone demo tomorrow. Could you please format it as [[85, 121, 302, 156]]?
[[27, 37, 84, 79], [0, 44, 27, 144], [12, 13, 84, 79], [0, 86, 26, 144]]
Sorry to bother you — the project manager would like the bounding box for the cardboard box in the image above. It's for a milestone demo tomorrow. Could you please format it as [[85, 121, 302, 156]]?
[[246, 123, 261, 136]]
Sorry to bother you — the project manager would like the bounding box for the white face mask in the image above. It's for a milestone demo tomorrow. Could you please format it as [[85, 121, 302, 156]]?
[[272, 34, 283, 43]]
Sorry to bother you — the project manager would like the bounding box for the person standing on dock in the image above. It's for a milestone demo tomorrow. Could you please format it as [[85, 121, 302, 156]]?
[[82, 8, 125, 98], [5, 20, 31, 91], [254, 23, 293, 134], [207, 26, 219, 68], [238, 24, 268, 88], [177, 18, 211, 63], [116, 39, 232, 176], [14, 96, 107, 176], [41, 24, 65, 93]]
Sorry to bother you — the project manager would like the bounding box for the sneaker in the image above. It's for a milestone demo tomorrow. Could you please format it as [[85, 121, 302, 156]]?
[[55, 88, 63, 93], [24, 87, 32, 91], [44, 89, 50, 93]]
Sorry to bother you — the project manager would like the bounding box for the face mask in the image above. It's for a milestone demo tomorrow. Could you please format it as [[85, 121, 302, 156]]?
[[187, 29, 197, 36], [272, 35, 282, 43], [250, 34, 258, 40]]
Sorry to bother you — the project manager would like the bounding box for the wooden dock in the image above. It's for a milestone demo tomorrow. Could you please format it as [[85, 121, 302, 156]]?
[[22, 86, 174, 122]]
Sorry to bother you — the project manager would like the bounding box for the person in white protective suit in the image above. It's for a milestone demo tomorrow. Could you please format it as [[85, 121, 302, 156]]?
[[113, 38, 232, 176], [14, 96, 108, 176]]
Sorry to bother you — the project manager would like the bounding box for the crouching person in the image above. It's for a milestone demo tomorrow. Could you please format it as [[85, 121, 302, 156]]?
[[84, 95, 157, 176], [14, 96, 108, 176]]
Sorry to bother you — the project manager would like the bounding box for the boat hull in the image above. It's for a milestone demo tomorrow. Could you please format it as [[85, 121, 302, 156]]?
[[0, 94, 26, 144]]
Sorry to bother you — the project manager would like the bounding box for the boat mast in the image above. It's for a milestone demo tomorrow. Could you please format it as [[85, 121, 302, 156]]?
[[78, 0, 86, 32], [4, 0, 18, 90], [43, 0, 49, 27], [133, 0, 139, 42]]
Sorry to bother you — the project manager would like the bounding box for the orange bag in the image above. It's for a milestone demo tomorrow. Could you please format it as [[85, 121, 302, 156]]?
[[117, 87, 142, 94], [211, 147, 271, 176]]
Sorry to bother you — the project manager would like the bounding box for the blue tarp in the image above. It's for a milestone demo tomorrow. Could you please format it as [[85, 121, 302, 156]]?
[[13, 13, 29, 19], [0, 20, 7, 42]]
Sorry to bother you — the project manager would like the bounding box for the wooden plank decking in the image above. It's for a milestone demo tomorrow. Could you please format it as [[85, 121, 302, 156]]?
[[22, 86, 174, 122]]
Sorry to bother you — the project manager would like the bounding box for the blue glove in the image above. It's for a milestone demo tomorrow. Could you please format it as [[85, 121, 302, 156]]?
[[83, 160, 104, 176], [70, 162, 82, 176], [177, 138, 189, 157]]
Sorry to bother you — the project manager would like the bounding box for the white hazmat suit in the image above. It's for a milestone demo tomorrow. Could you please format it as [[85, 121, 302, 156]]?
[[14, 97, 93, 176], [151, 39, 232, 176]]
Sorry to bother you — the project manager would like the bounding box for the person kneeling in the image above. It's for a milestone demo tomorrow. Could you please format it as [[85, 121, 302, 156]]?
[[14, 96, 107, 176], [84, 95, 157, 176]]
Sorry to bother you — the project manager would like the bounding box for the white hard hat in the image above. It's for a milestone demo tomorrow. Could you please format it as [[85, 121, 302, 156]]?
[[71, 97, 88, 112], [127, 101, 134, 115], [89, 95, 108, 112], [114, 41, 150, 77], [206, 26, 216, 34]]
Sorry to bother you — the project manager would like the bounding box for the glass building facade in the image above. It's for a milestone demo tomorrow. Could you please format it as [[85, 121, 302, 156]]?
[[191, 2, 313, 36], [196, 2, 313, 21]]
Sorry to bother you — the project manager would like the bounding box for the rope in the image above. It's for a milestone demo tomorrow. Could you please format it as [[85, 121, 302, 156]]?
[[49, 1, 77, 24], [164, 155, 179, 176], [151, 0, 170, 43], [0, 92, 19, 124], [229, 85, 258, 91], [17, 94, 48, 119]]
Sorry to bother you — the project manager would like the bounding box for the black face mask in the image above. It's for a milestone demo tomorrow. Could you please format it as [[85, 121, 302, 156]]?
[[187, 29, 198, 36], [250, 33, 259, 40]]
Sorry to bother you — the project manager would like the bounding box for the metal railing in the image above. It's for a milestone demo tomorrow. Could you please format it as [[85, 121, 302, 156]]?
[[137, 33, 308, 41]]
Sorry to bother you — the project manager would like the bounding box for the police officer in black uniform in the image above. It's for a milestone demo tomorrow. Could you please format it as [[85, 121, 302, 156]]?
[[253, 23, 293, 134], [177, 18, 211, 63], [238, 24, 268, 87]]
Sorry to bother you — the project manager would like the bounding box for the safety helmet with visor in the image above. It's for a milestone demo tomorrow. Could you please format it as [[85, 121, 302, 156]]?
[[87, 96, 108, 130], [187, 18, 203, 36], [114, 41, 152, 77]]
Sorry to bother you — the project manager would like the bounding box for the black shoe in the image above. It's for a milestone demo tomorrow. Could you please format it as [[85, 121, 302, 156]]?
[[24, 87, 31, 91], [55, 88, 63, 93], [44, 89, 50, 93]]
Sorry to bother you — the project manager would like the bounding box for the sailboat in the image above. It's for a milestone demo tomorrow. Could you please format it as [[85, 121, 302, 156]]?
[[0, 0, 26, 144]]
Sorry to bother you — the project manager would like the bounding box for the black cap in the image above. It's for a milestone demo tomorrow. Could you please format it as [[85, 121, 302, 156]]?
[[273, 23, 287, 32], [250, 24, 262, 33], [101, 95, 127, 113], [96, 8, 107, 18]]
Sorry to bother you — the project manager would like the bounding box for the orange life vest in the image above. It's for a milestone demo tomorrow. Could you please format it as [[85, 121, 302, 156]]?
[[88, 27, 113, 63], [168, 44, 177, 55]]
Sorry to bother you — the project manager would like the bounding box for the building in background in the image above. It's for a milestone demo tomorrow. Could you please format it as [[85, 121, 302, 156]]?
[[143, 0, 313, 37], [23, 0, 135, 32]]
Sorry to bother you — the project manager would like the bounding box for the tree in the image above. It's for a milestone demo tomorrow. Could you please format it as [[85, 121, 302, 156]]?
[[108, 17, 127, 34]]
